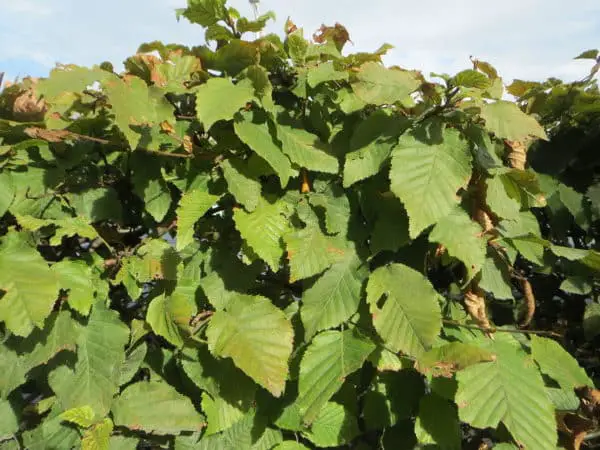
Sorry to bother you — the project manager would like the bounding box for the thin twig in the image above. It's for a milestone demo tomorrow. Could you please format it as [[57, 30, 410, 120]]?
[[442, 319, 563, 338]]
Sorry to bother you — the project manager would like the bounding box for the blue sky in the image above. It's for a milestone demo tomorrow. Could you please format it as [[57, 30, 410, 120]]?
[[1, 0, 599, 85]]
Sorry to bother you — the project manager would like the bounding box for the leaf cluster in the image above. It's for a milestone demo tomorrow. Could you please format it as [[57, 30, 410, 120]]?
[[0, 2, 599, 449]]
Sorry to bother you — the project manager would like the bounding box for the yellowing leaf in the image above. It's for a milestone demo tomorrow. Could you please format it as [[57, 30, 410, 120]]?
[[207, 294, 293, 397], [81, 418, 113, 450]]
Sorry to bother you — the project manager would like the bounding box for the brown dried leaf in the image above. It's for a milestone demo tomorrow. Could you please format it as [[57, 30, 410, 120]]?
[[312, 23, 351, 50], [12, 79, 46, 122], [24, 127, 73, 143], [519, 278, 536, 327], [506, 139, 527, 170], [285, 17, 298, 35], [159, 120, 175, 134], [464, 286, 492, 330]]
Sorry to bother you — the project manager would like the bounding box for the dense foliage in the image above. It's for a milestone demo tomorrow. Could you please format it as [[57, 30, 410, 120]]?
[[1, 1, 599, 448]]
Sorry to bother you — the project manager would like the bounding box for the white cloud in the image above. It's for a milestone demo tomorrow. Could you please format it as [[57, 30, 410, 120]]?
[[0, 0, 598, 83]]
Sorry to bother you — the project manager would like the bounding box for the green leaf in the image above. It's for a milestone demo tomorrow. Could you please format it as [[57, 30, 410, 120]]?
[[366, 264, 442, 357], [273, 442, 309, 450], [285, 219, 343, 282], [415, 394, 461, 450], [502, 170, 547, 209], [118, 342, 147, 385], [176, 189, 220, 251], [307, 62, 349, 87], [453, 70, 490, 89], [237, 11, 276, 34], [0, 172, 15, 217], [239, 65, 275, 112], [547, 387, 580, 411], [112, 381, 205, 435], [59, 405, 96, 428], [302, 403, 359, 447], [23, 406, 80, 450], [187, 410, 265, 449], [362, 370, 424, 430], [131, 153, 172, 222], [181, 346, 257, 413], [390, 129, 472, 238], [0, 399, 18, 441], [0, 232, 58, 337], [296, 329, 375, 424], [146, 292, 196, 348], [480, 101, 548, 141], [560, 276, 592, 295], [81, 418, 113, 450], [51, 260, 95, 316], [104, 76, 173, 149], [196, 78, 254, 130], [499, 212, 545, 265], [234, 112, 296, 187], [479, 252, 514, 300], [343, 110, 407, 187], [558, 183, 587, 228], [352, 62, 420, 105], [221, 159, 262, 211], [429, 208, 486, 279], [286, 29, 309, 64], [48, 302, 129, 417], [177, 0, 226, 27], [486, 175, 521, 220], [207, 294, 293, 397], [455, 335, 557, 450], [275, 123, 339, 173], [301, 250, 367, 338], [575, 49, 599, 60], [67, 188, 122, 223], [37, 65, 114, 100], [369, 194, 410, 254], [416, 342, 496, 377], [307, 185, 351, 236], [584, 302, 600, 340], [21, 311, 80, 373], [201, 392, 246, 435], [531, 335, 593, 389], [234, 196, 292, 271]]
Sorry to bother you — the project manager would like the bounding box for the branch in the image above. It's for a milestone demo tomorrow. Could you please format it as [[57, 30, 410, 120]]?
[[24, 127, 193, 159], [442, 319, 563, 338]]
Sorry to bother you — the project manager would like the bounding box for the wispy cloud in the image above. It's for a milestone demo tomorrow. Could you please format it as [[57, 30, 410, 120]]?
[[0, 0, 598, 84]]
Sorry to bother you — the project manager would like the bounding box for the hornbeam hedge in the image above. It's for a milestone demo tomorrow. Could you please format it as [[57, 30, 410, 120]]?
[[1, 1, 599, 449]]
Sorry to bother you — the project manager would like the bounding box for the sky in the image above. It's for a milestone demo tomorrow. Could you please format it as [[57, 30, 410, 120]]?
[[1, 0, 599, 86]]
